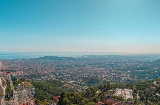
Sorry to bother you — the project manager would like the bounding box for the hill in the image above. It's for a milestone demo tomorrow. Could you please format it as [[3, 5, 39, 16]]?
[[35, 56, 75, 60]]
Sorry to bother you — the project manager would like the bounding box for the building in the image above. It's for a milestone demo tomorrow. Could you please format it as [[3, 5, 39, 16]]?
[[0, 62, 2, 70], [114, 88, 133, 100], [104, 96, 132, 105]]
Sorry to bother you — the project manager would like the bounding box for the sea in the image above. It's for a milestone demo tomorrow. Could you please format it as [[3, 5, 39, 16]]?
[[0, 52, 77, 59]]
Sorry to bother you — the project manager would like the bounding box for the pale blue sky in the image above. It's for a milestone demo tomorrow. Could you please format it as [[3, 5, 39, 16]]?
[[0, 0, 160, 53]]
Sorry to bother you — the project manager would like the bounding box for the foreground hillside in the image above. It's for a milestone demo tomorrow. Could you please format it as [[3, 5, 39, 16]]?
[[7, 78, 160, 105], [57, 79, 160, 105]]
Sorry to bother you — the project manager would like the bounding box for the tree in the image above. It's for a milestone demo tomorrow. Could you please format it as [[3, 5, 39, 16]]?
[[86, 102, 96, 105]]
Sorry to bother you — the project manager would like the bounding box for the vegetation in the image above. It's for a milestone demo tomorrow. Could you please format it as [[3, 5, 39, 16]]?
[[32, 80, 77, 104], [58, 79, 160, 105], [5, 77, 160, 105]]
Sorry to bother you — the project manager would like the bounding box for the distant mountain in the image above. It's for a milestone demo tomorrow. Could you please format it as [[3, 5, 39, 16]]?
[[35, 56, 75, 60]]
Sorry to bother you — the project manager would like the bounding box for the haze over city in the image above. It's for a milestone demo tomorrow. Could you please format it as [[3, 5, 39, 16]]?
[[1, 0, 160, 53]]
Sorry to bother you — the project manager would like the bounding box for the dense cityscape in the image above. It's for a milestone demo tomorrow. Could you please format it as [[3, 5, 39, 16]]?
[[1, 55, 160, 85], [1, 55, 160, 104]]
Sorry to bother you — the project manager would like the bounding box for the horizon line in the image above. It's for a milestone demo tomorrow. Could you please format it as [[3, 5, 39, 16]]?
[[0, 51, 160, 55]]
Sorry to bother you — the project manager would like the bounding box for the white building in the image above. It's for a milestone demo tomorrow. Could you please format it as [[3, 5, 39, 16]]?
[[114, 88, 133, 99], [0, 62, 2, 70]]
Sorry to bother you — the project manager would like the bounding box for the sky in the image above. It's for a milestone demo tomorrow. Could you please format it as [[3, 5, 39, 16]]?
[[0, 0, 160, 53]]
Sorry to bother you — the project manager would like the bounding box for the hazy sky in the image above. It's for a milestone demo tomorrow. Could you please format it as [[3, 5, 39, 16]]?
[[1, 0, 160, 53]]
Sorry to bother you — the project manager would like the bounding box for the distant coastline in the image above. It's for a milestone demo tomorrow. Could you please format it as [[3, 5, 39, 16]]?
[[0, 52, 160, 60]]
